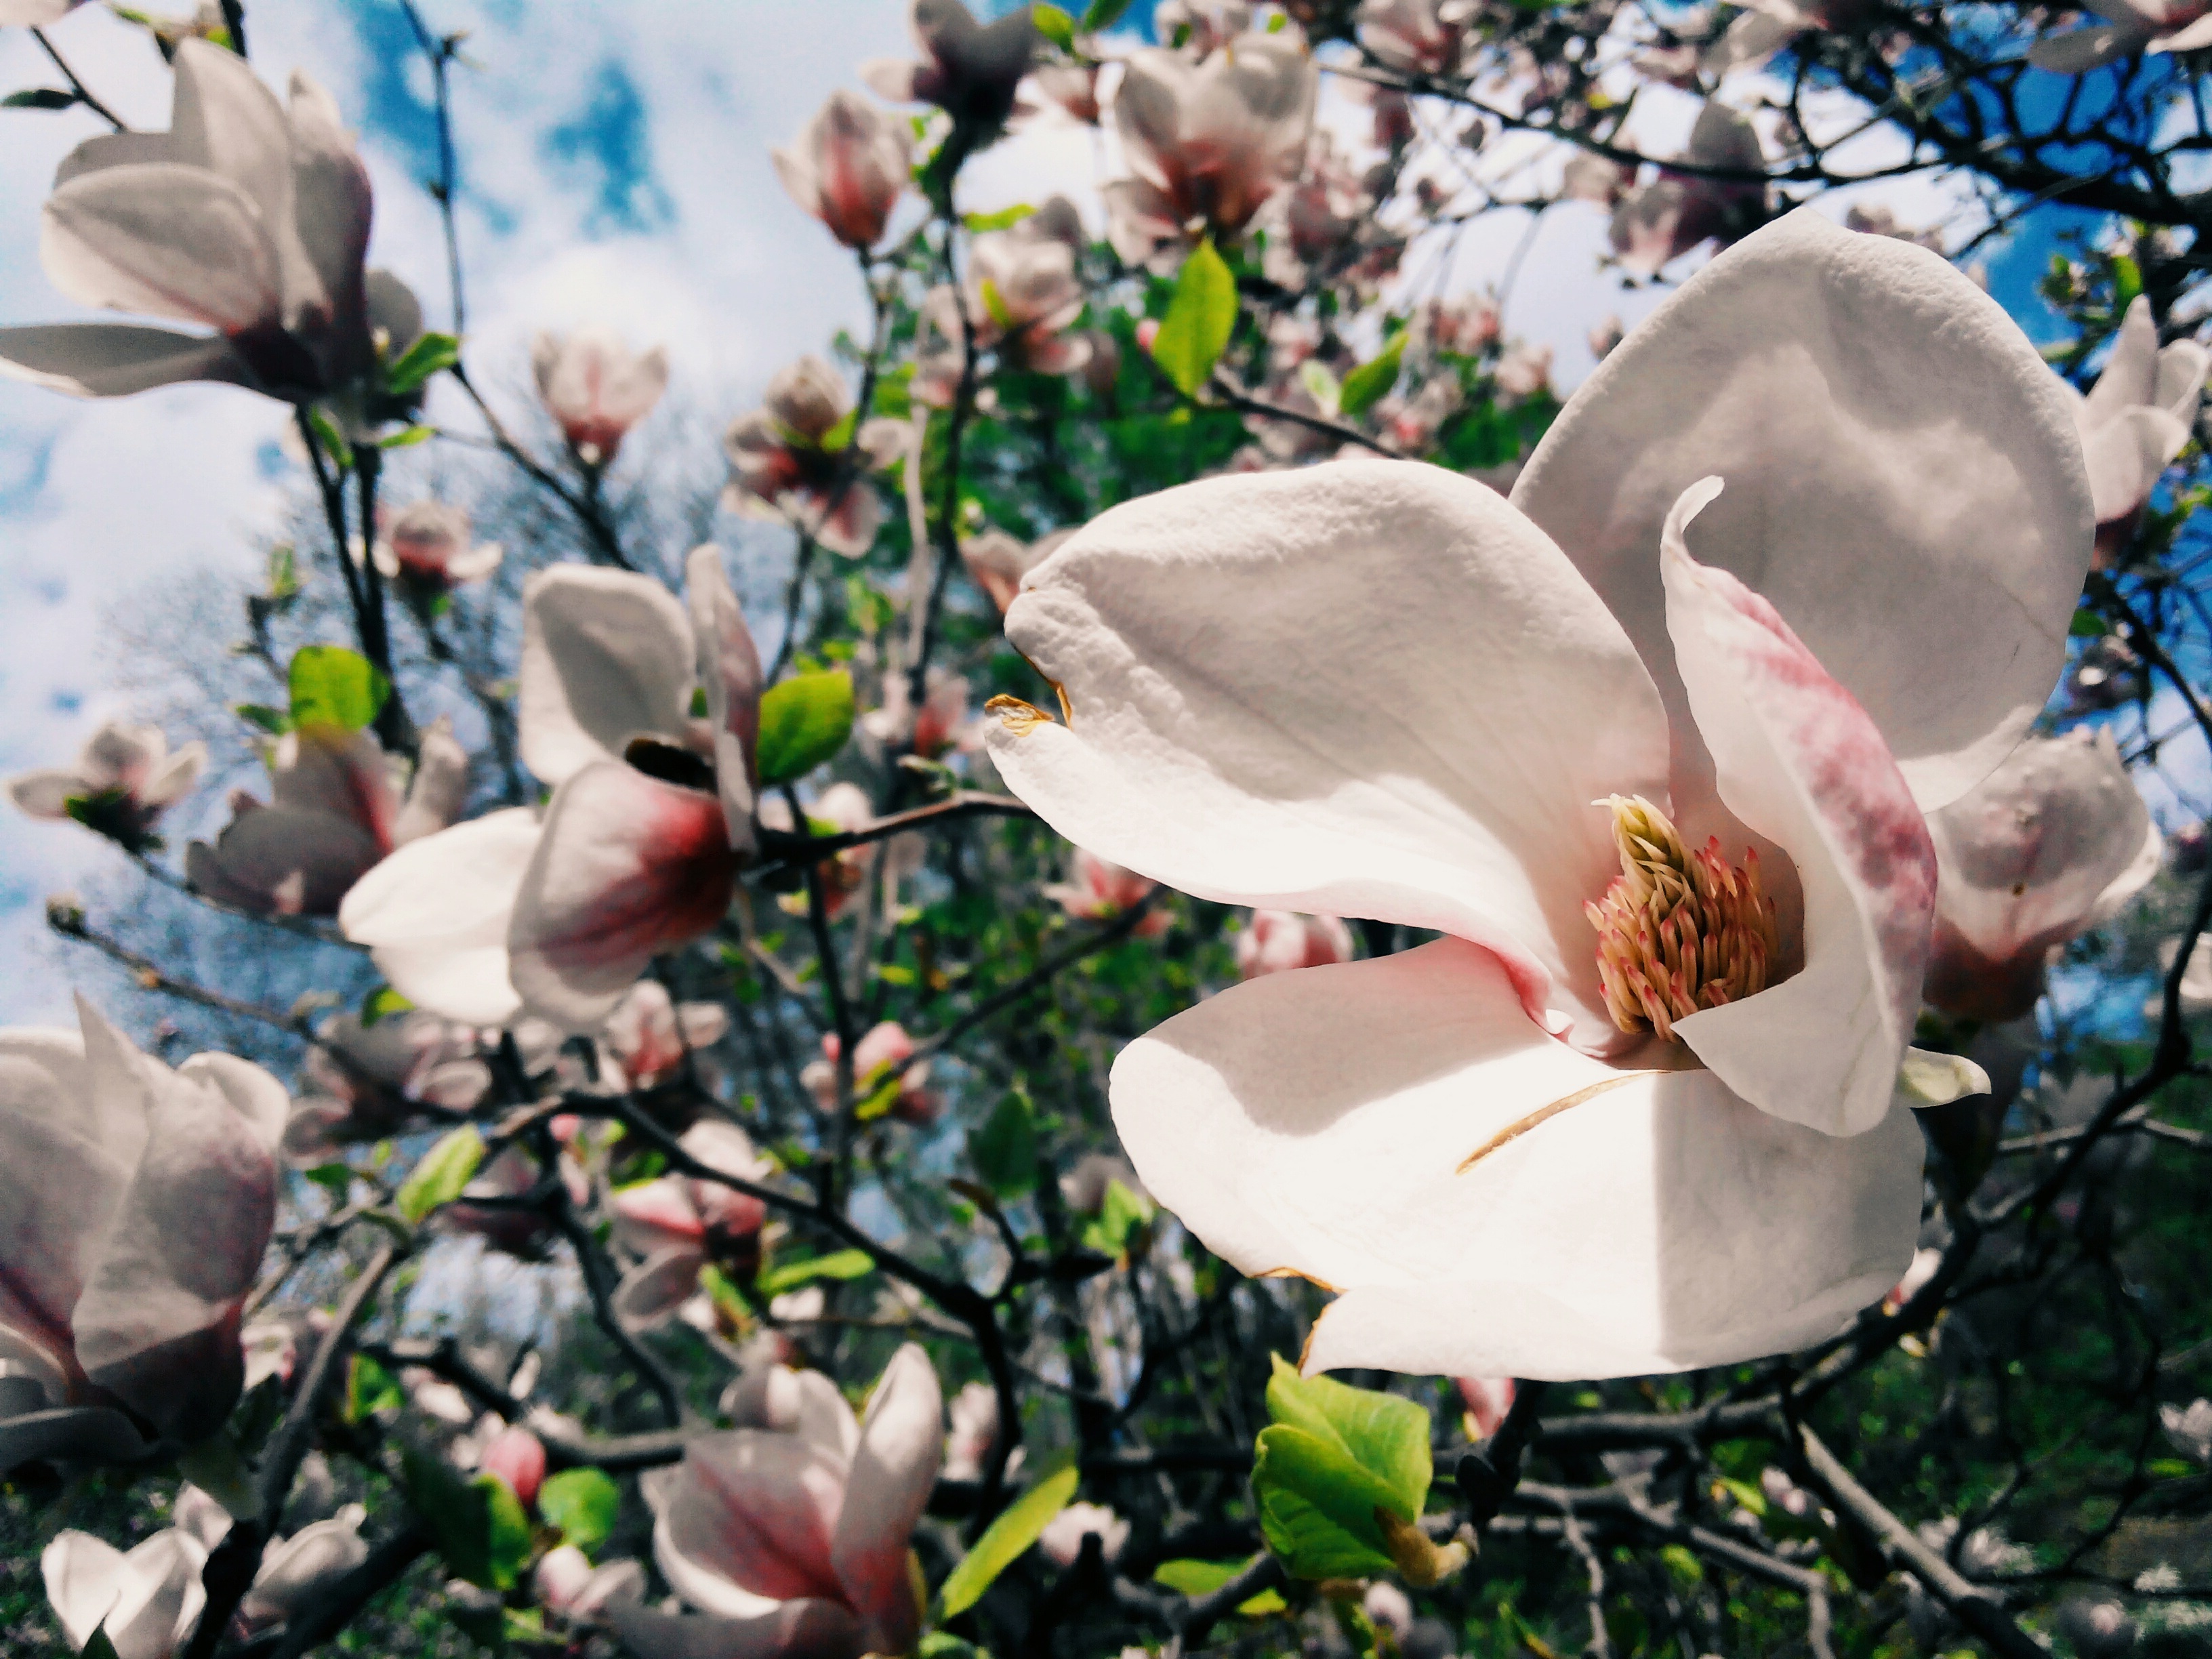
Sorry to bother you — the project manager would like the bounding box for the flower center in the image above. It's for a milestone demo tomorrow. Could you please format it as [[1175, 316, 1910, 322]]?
[[1586, 794, 1779, 1042]]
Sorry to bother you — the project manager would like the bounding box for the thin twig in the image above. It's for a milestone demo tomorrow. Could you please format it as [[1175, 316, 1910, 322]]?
[[30, 27, 126, 129]]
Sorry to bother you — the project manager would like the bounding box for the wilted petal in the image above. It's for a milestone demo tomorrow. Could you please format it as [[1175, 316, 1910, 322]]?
[[832, 1343, 941, 1652], [520, 567, 695, 787], [339, 808, 539, 1025]]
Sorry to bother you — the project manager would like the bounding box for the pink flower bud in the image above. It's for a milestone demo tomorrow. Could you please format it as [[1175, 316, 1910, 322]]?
[[478, 1426, 546, 1509]]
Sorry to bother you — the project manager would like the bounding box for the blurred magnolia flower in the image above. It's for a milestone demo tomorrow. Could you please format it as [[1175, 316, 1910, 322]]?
[[1258, 133, 1397, 295], [1843, 202, 1945, 252], [1881, 1245, 1942, 1313], [2161, 1397, 2212, 1462], [1237, 909, 1355, 978], [2062, 297, 2209, 565], [240, 1318, 298, 1391], [438, 1144, 586, 1260], [1706, 0, 1865, 75], [536, 1544, 647, 1624], [932, 209, 1093, 379], [171, 1485, 232, 1552], [1039, 1501, 1130, 1567], [1381, 375, 1465, 453], [725, 356, 907, 556], [1106, 35, 1317, 274], [1563, 152, 1631, 207], [237, 1504, 369, 1634], [1759, 1465, 1822, 1519], [1610, 104, 1769, 281], [1589, 314, 1625, 359], [1922, 732, 2158, 1022], [964, 526, 1073, 612], [7, 720, 206, 853], [1156, 0, 1254, 53], [43, 1528, 206, 1659], [1019, 61, 1107, 125], [2063, 628, 2144, 715], [2053, 1599, 2140, 1659], [1, 1, 87, 24], [281, 1008, 489, 1163], [2163, 933, 2212, 1016], [863, 665, 979, 760], [985, 211, 2092, 1378], [775, 89, 912, 250], [600, 979, 731, 1092], [1358, 0, 1475, 74], [367, 501, 503, 592], [2030, 0, 2212, 71], [803, 1022, 941, 1126], [611, 1120, 774, 1329], [0, 996, 285, 1469], [477, 1427, 548, 1507], [188, 717, 466, 918], [532, 327, 669, 467], [1635, 41, 1703, 86], [1457, 1375, 1515, 1439], [1412, 292, 1501, 356], [1048, 847, 1168, 933], [0, 39, 421, 404], [943, 1380, 999, 1481], [862, 0, 1039, 127], [1061, 1151, 1145, 1213], [1494, 340, 1553, 403], [344, 550, 763, 1031], [1364, 1580, 1415, 1642], [609, 1345, 943, 1659]]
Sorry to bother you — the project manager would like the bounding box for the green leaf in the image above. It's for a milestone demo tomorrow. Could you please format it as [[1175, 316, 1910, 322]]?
[[1298, 359, 1342, 419], [1080, 0, 1136, 28], [970, 1090, 1039, 1197], [1150, 238, 1238, 397], [304, 1163, 355, 1200], [477, 1473, 534, 1590], [853, 1063, 906, 1122], [539, 1467, 621, 1557], [384, 329, 462, 396], [1078, 1178, 1153, 1260], [963, 203, 1036, 232], [234, 701, 291, 735], [817, 407, 860, 453], [379, 422, 437, 449], [1338, 330, 1408, 418], [346, 1351, 404, 1423], [402, 1440, 495, 1585], [979, 276, 1019, 333], [1252, 1423, 1404, 1579], [758, 1248, 875, 1297], [2070, 607, 2108, 638], [2112, 253, 2144, 311], [1263, 1353, 1430, 1516], [306, 407, 352, 472], [1153, 1558, 1289, 1614], [396, 1125, 485, 1223], [755, 672, 856, 784], [1032, 3, 1077, 51], [289, 644, 391, 733], [3, 87, 79, 110], [361, 984, 415, 1027], [938, 1454, 1081, 1619]]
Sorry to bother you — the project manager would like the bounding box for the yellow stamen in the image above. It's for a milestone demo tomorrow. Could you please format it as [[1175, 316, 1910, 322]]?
[[1586, 794, 1779, 1041]]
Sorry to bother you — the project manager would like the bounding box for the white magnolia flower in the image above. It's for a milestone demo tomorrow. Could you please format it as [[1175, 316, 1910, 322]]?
[[1610, 103, 1769, 281], [237, 1504, 370, 1633], [775, 90, 912, 251], [43, 1528, 206, 1659], [984, 211, 2091, 1379], [7, 720, 206, 852], [2161, 1397, 2212, 1463], [532, 327, 670, 467], [1038, 1501, 1130, 1568], [2062, 296, 2209, 562], [861, 0, 1039, 127]]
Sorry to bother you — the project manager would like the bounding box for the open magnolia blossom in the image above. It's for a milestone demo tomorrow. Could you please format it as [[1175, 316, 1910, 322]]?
[[537, 1544, 648, 1624], [964, 526, 1073, 613], [985, 210, 2092, 1378], [609, 1343, 943, 1659], [926, 207, 1092, 382], [533, 326, 670, 467], [342, 548, 762, 1030], [2062, 295, 2209, 562], [368, 500, 504, 592], [1704, 0, 1863, 74], [861, 0, 1038, 127], [1922, 731, 2159, 1022], [1, 996, 285, 1469], [7, 720, 206, 853], [0, 38, 422, 403], [611, 1119, 773, 1329], [1610, 103, 1769, 281], [599, 979, 733, 1092], [1105, 35, 1318, 274], [1156, 0, 1256, 54], [1, 0, 87, 24], [43, 1527, 205, 1659], [187, 716, 466, 918], [724, 356, 907, 557], [1046, 848, 1168, 936], [1357, 0, 1477, 75], [1017, 60, 1105, 125], [1040, 1502, 1130, 1568], [802, 1022, 941, 1125], [2030, 0, 2212, 69], [1258, 132, 1402, 297], [1236, 909, 1356, 979], [775, 89, 912, 251], [281, 1007, 490, 1162]]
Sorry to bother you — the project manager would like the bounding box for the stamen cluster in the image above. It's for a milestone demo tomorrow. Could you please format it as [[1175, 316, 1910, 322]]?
[[1586, 794, 1780, 1041]]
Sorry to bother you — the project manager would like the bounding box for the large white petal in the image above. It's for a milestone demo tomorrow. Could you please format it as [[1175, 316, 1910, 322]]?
[[1111, 939, 1923, 1381], [987, 459, 1671, 1041], [832, 1344, 939, 1653], [520, 567, 695, 787], [1512, 208, 2093, 819], [43, 165, 280, 333], [0, 324, 250, 398], [338, 808, 539, 1026]]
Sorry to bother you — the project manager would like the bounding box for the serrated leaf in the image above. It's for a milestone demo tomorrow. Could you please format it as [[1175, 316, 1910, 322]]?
[[289, 644, 390, 733], [396, 1126, 485, 1223], [938, 1454, 1080, 1618], [3, 87, 79, 110], [1263, 1353, 1430, 1515], [755, 672, 856, 784], [384, 330, 461, 396], [758, 1248, 874, 1297], [1032, 3, 1077, 51], [539, 1467, 620, 1557], [1153, 1557, 1289, 1614], [1252, 1423, 1403, 1580], [477, 1473, 533, 1590], [970, 1090, 1038, 1197], [1338, 330, 1407, 418], [1150, 238, 1237, 397]]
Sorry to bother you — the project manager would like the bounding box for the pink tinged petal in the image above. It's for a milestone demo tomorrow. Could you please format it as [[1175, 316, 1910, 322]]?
[[167, 37, 293, 228], [178, 1051, 291, 1155], [2158, 338, 2210, 428], [101, 1529, 210, 1659], [613, 1245, 708, 1330], [1658, 480, 1935, 1139], [72, 1064, 279, 1441], [0, 1048, 127, 1389], [2153, 8, 2212, 45], [479, 1428, 547, 1507], [985, 459, 1672, 1044], [508, 764, 739, 1033], [44, 1530, 127, 1652], [338, 808, 539, 1026], [1512, 208, 2094, 819], [662, 1431, 850, 1611], [0, 323, 251, 398], [832, 1343, 941, 1654], [808, 478, 883, 558], [796, 1370, 861, 1465], [614, 1177, 707, 1253], [520, 567, 696, 787], [1112, 938, 1923, 1382], [859, 58, 924, 102], [607, 1599, 866, 1659], [140, 743, 207, 809], [687, 544, 764, 852], [273, 725, 399, 847], [43, 165, 281, 332]]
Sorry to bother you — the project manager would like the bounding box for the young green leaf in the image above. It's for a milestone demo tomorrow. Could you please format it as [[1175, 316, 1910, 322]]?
[[1151, 239, 1239, 397], [1251, 1422, 1405, 1580], [963, 203, 1036, 232], [384, 330, 462, 396], [1080, 0, 1136, 28], [1153, 1558, 1290, 1614], [346, 1351, 404, 1423], [289, 644, 391, 734], [401, 1440, 494, 1586], [361, 985, 415, 1027], [1338, 330, 1408, 418], [1078, 1178, 1154, 1260], [969, 1090, 1039, 1197], [937, 1454, 1082, 1619], [758, 1248, 875, 1296], [477, 1472, 534, 1590], [539, 1467, 621, 1556], [3, 88, 80, 110], [396, 1125, 485, 1223], [1298, 359, 1343, 419], [1263, 1352, 1431, 1515], [755, 671, 856, 785], [1032, 3, 1078, 51], [234, 702, 291, 735]]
